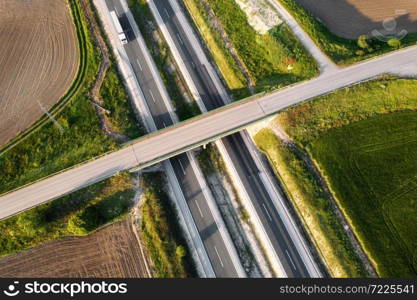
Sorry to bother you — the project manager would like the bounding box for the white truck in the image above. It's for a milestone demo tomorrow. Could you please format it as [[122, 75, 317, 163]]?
[[110, 11, 128, 45]]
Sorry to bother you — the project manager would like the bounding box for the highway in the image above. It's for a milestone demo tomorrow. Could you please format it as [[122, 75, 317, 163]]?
[[0, 23, 416, 265], [104, 0, 242, 278], [152, 0, 313, 277]]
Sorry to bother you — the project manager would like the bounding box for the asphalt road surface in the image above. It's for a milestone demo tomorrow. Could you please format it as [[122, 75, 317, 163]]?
[[0, 25, 416, 260], [154, 0, 311, 277], [105, 0, 239, 277]]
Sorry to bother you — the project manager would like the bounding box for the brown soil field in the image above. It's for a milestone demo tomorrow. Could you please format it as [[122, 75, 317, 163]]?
[[0, 0, 79, 146], [0, 218, 151, 278], [294, 0, 417, 38]]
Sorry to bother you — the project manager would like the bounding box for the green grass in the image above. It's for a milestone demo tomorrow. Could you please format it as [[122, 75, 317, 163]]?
[[0, 172, 135, 257], [183, 0, 249, 99], [278, 0, 417, 65], [276, 78, 417, 145], [254, 128, 367, 277], [100, 65, 143, 139], [140, 172, 196, 278], [308, 111, 417, 277], [186, 0, 318, 96], [128, 0, 200, 121], [0, 0, 142, 195]]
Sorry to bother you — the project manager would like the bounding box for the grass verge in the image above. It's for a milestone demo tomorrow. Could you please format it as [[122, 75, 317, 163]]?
[[140, 172, 196, 278], [128, 0, 200, 121], [183, 0, 318, 97], [278, 0, 417, 65], [0, 0, 142, 195], [0, 172, 135, 257], [254, 129, 367, 277]]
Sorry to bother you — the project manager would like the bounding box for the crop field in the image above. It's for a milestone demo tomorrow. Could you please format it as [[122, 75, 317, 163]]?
[[0, 217, 150, 277], [294, 0, 417, 39], [309, 111, 417, 277], [279, 0, 417, 64], [0, 0, 79, 146]]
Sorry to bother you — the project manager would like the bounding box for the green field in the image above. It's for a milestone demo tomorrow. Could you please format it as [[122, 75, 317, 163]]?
[[260, 78, 417, 276], [277, 78, 417, 145], [0, 172, 135, 257], [184, 0, 318, 98], [278, 0, 417, 65], [309, 111, 417, 277], [0, 0, 141, 195]]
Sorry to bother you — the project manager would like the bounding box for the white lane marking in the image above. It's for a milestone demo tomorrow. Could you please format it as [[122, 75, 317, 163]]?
[[177, 33, 184, 45], [136, 59, 143, 71], [195, 201, 204, 218], [149, 90, 156, 102], [178, 159, 186, 175], [164, 8, 170, 18], [262, 203, 273, 222], [285, 249, 297, 270], [214, 246, 224, 268], [114, 5, 121, 17]]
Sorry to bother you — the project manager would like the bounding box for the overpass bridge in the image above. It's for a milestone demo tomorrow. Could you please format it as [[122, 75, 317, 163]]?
[[0, 45, 416, 220]]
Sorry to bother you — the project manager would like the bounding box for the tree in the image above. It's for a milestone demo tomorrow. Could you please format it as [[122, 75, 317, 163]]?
[[175, 245, 186, 260], [387, 38, 401, 48], [357, 35, 370, 50]]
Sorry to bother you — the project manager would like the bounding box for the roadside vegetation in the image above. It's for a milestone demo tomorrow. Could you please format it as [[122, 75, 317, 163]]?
[[0, 172, 135, 257], [254, 129, 367, 277], [277, 77, 417, 145], [0, 0, 142, 195], [256, 78, 417, 277], [128, 0, 200, 121], [183, 0, 318, 98], [140, 172, 196, 278], [278, 0, 417, 65]]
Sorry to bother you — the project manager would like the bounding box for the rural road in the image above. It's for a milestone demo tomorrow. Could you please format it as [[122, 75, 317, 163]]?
[[0, 29, 416, 258], [151, 0, 319, 277], [103, 0, 244, 278]]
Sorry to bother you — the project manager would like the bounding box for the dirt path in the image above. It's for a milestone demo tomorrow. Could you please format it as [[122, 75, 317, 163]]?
[[80, 0, 128, 142]]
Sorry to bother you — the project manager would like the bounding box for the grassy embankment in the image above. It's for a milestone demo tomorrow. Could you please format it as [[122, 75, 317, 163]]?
[[0, 172, 135, 257], [0, 0, 141, 195], [183, 0, 318, 98], [128, 0, 200, 121], [255, 78, 417, 277], [278, 0, 417, 65], [140, 172, 196, 278]]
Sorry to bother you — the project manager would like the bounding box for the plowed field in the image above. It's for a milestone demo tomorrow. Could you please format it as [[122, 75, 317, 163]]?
[[294, 0, 417, 38], [0, 0, 79, 146], [0, 218, 151, 278]]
